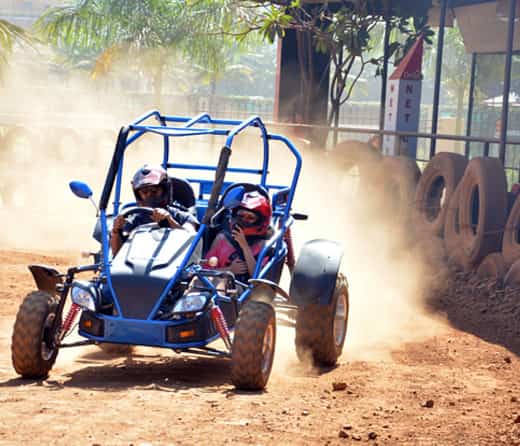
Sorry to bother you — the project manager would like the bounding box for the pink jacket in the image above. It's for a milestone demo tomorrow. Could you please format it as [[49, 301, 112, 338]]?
[[206, 233, 266, 269]]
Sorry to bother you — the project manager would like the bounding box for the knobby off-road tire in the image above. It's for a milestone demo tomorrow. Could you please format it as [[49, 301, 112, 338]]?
[[231, 301, 276, 390], [295, 273, 349, 367], [11, 290, 61, 379]]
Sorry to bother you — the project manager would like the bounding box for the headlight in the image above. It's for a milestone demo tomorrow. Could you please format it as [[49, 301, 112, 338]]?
[[173, 293, 208, 313], [71, 280, 97, 312]]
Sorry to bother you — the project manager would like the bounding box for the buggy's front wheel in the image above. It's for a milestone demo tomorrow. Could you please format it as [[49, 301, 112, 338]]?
[[11, 290, 61, 378], [295, 273, 349, 367], [230, 301, 276, 390]]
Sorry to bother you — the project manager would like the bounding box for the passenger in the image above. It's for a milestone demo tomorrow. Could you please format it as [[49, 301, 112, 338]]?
[[205, 190, 272, 281], [110, 164, 198, 255]]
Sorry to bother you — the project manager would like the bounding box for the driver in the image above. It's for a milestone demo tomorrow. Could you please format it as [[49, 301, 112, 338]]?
[[110, 164, 198, 255], [205, 190, 272, 281]]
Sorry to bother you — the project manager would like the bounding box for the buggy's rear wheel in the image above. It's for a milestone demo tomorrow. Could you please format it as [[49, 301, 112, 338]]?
[[11, 291, 61, 378], [295, 273, 349, 367], [231, 301, 276, 390]]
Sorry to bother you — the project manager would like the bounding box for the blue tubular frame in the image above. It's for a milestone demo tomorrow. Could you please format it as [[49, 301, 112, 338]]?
[[95, 110, 302, 334]]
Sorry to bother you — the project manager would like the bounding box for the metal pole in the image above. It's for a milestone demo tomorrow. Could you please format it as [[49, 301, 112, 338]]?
[[379, 16, 391, 141], [483, 141, 490, 157], [499, 0, 517, 165], [465, 53, 477, 158], [429, 0, 448, 159]]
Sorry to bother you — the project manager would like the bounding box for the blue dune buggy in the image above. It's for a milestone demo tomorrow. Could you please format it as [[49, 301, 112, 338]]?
[[11, 111, 349, 390]]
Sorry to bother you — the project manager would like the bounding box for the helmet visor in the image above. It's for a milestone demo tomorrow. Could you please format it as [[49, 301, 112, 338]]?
[[235, 209, 259, 228]]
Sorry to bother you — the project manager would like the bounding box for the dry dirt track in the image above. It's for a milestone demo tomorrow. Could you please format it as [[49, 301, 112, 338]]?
[[1, 249, 520, 446]]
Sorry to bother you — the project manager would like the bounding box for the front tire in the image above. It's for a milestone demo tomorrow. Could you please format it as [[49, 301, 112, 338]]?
[[11, 291, 61, 379], [230, 301, 276, 390], [295, 273, 349, 367]]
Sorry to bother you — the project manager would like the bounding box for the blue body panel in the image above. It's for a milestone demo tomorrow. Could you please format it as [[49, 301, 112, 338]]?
[[79, 314, 223, 349]]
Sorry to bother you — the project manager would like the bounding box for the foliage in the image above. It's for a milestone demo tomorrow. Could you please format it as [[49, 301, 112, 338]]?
[[0, 19, 33, 78], [33, 0, 257, 98], [34, 0, 186, 76], [231, 0, 434, 127]]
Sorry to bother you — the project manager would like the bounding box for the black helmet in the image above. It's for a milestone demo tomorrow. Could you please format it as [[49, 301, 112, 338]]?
[[131, 164, 170, 207]]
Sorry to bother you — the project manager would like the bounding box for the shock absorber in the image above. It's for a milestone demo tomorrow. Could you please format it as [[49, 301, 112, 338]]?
[[60, 303, 80, 341], [284, 227, 296, 272], [210, 304, 232, 351]]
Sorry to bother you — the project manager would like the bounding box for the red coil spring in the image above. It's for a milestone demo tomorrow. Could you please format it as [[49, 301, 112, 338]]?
[[60, 303, 80, 340], [210, 305, 231, 350]]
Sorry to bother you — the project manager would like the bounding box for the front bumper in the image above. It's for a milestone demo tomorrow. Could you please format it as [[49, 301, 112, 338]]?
[[78, 310, 221, 349]]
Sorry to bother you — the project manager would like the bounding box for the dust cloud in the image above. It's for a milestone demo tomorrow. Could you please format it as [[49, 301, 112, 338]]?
[[272, 140, 448, 369], [0, 47, 194, 253], [1, 49, 447, 370]]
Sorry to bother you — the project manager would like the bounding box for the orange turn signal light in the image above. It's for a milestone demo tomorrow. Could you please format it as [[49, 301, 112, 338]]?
[[83, 320, 93, 329], [179, 329, 195, 339]]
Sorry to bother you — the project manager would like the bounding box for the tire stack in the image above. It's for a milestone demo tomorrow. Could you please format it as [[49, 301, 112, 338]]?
[[333, 139, 422, 229], [413, 152, 520, 286]]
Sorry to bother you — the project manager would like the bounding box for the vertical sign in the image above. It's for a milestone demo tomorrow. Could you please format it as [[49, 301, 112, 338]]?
[[382, 36, 424, 158]]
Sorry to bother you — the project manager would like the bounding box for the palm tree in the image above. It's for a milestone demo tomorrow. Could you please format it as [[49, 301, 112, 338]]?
[[0, 19, 32, 78], [33, 0, 256, 107]]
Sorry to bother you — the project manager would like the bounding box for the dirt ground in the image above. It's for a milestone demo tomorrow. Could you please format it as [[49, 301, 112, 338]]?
[[1, 247, 520, 446], [1, 130, 520, 445]]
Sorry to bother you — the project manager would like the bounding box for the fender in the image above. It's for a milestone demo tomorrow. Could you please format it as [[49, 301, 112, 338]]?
[[28, 265, 63, 296], [248, 278, 291, 303], [289, 239, 343, 307]]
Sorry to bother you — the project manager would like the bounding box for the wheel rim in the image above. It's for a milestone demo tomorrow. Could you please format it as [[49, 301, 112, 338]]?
[[41, 313, 57, 361], [261, 319, 275, 376], [333, 292, 348, 347]]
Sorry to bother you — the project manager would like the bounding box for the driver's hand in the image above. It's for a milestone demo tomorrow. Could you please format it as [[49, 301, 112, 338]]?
[[229, 258, 248, 274], [151, 208, 170, 223], [152, 208, 179, 228], [112, 215, 127, 234], [231, 226, 248, 249]]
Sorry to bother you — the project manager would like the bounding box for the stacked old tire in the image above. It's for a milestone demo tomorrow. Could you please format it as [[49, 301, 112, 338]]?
[[414, 152, 468, 237], [332, 140, 422, 229], [334, 142, 520, 287], [502, 194, 520, 287], [413, 152, 520, 286]]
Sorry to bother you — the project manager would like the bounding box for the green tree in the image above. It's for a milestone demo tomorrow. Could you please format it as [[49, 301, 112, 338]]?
[[0, 19, 32, 79], [34, 0, 188, 107], [33, 0, 255, 107], [231, 0, 433, 141]]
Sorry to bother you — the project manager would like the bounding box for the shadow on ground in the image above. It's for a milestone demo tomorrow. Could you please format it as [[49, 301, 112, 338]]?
[[0, 353, 234, 393]]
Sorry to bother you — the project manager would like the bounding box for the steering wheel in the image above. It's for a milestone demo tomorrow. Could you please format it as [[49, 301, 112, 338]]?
[[117, 206, 155, 238]]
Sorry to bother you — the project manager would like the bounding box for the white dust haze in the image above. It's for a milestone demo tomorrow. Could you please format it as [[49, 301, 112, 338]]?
[[1, 48, 447, 369]]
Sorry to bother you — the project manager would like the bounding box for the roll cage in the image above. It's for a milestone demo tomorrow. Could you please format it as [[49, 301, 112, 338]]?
[[96, 110, 302, 321]]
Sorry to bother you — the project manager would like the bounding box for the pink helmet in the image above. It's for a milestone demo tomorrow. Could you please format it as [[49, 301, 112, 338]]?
[[131, 164, 169, 207], [231, 191, 272, 237]]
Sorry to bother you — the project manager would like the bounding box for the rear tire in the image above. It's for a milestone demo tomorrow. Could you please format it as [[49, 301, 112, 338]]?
[[231, 301, 276, 390], [295, 273, 349, 367], [11, 291, 61, 379]]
